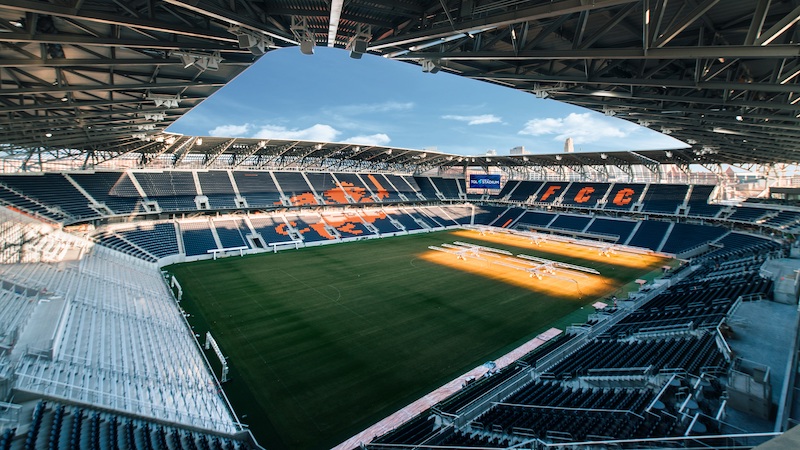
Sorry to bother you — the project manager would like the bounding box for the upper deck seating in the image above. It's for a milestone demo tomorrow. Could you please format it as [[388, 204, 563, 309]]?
[[414, 177, 441, 200], [686, 185, 721, 217], [305, 172, 342, 205], [364, 173, 404, 202], [0, 184, 68, 222], [603, 184, 646, 211], [333, 173, 376, 203], [231, 171, 282, 207], [69, 172, 142, 215], [381, 174, 420, 201], [493, 180, 520, 200], [0, 174, 96, 220], [273, 172, 317, 206], [508, 181, 542, 202], [641, 184, 689, 214], [197, 170, 237, 208], [531, 182, 568, 204], [132, 172, 196, 211], [429, 177, 462, 199], [560, 182, 611, 207]]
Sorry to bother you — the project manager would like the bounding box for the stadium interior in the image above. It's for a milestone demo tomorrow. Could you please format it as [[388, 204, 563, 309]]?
[[1, 1, 799, 450]]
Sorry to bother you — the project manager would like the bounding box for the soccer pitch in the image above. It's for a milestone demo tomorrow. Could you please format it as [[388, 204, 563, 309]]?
[[168, 230, 670, 450]]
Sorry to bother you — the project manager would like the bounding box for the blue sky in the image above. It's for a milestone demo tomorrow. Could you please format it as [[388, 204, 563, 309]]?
[[169, 47, 687, 156]]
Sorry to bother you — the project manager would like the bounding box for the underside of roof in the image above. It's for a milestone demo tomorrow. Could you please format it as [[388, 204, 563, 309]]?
[[0, 0, 798, 168]]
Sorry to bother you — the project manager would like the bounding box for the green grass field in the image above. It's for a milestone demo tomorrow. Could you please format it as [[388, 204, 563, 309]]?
[[168, 231, 668, 450]]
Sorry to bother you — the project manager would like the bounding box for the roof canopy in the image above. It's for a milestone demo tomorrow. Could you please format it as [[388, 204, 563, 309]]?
[[0, 0, 798, 168]]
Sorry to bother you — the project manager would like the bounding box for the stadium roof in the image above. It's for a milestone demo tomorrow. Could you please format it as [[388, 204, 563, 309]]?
[[0, 0, 798, 168], [100, 134, 709, 175]]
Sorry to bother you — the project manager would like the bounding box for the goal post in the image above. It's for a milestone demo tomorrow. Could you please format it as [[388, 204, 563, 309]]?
[[204, 331, 230, 383]]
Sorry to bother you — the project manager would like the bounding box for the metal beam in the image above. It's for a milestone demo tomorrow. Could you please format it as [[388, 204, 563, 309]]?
[[162, 0, 298, 45], [0, 0, 238, 42], [652, 0, 720, 48], [0, 81, 226, 96], [0, 58, 248, 68], [744, 0, 772, 45], [753, 5, 800, 46], [400, 45, 800, 61], [368, 0, 639, 50], [0, 32, 239, 50], [467, 73, 800, 94]]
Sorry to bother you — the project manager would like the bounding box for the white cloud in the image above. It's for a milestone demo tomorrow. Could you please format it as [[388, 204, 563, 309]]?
[[442, 114, 502, 125], [336, 101, 414, 115], [208, 123, 252, 137], [518, 112, 628, 144], [345, 133, 391, 146], [252, 124, 341, 141]]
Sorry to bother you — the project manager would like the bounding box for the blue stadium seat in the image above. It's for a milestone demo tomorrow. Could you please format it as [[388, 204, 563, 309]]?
[[627, 220, 671, 250], [604, 184, 645, 211], [561, 182, 611, 207], [641, 184, 689, 214]]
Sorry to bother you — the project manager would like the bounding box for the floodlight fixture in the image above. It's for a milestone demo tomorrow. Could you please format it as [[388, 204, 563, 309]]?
[[291, 17, 316, 55], [228, 26, 274, 56], [171, 51, 222, 71], [421, 59, 441, 74], [533, 89, 549, 99], [347, 27, 371, 59], [148, 94, 180, 108], [144, 112, 166, 121], [138, 124, 156, 131]]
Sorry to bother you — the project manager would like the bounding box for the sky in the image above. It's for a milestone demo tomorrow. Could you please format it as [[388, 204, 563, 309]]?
[[169, 47, 687, 156]]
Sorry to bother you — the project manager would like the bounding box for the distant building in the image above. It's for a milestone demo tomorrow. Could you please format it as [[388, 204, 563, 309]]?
[[564, 138, 574, 153], [510, 146, 528, 155]]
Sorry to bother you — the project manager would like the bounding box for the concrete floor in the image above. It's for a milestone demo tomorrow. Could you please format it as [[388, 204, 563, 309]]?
[[725, 299, 799, 432]]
